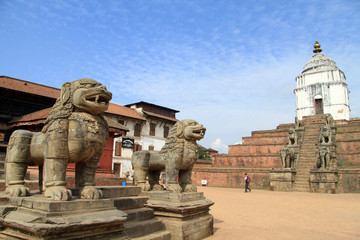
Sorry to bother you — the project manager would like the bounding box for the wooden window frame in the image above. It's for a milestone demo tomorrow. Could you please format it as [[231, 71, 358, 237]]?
[[150, 123, 156, 136], [134, 123, 141, 137], [115, 141, 122, 156], [164, 126, 169, 138]]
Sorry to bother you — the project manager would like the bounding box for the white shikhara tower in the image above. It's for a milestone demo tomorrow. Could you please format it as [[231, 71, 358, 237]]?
[[294, 41, 350, 120]]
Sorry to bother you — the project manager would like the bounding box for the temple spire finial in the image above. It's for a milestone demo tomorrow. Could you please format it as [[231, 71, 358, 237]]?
[[313, 40, 322, 53]]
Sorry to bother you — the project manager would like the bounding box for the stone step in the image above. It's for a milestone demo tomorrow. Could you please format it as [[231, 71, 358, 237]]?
[[132, 230, 172, 240], [113, 196, 149, 210], [295, 180, 309, 184], [124, 207, 154, 222], [124, 219, 166, 238]]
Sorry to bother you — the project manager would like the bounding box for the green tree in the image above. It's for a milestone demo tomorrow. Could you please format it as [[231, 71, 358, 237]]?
[[198, 148, 211, 161]]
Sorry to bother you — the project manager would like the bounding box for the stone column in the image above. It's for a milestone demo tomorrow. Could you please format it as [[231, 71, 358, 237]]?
[[143, 191, 214, 240]]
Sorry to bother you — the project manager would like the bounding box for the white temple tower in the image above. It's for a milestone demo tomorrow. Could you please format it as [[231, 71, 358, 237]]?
[[294, 41, 350, 120]]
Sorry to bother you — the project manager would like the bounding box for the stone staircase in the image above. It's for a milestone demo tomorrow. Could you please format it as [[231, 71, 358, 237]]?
[[293, 115, 327, 192], [99, 186, 171, 240]]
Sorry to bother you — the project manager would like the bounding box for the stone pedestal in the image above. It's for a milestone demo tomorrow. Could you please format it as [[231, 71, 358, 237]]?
[[0, 193, 128, 240], [269, 168, 296, 191], [142, 191, 214, 240], [310, 169, 339, 193]]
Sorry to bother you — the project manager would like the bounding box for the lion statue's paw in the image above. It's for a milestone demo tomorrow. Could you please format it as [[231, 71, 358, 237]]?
[[138, 183, 151, 191], [80, 186, 102, 199], [152, 184, 164, 191], [183, 184, 197, 192], [44, 186, 72, 201], [166, 184, 182, 193], [5, 185, 30, 197]]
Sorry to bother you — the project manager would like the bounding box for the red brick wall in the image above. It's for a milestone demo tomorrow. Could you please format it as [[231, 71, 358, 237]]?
[[213, 154, 281, 168], [192, 120, 360, 192], [336, 120, 360, 168], [192, 167, 270, 189]]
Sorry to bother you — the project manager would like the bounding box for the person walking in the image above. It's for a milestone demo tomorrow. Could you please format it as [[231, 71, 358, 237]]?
[[244, 173, 251, 193]]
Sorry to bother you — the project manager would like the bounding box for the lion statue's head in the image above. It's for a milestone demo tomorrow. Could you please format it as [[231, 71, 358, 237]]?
[[42, 78, 112, 132], [160, 119, 206, 153]]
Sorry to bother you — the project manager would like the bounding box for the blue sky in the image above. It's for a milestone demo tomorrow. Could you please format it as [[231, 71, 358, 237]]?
[[1, 0, 359, 153]]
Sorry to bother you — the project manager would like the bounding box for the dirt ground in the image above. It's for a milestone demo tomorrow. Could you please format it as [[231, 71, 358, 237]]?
[[198, 186, 360, 240]]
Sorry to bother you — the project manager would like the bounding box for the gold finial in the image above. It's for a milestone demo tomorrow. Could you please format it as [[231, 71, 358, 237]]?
[[313, 40, 322, 53]]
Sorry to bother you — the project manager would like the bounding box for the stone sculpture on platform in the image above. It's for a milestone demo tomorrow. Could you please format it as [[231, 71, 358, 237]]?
[[309, 115, 339, 193], [132, 119, 206, 193], [280, 128, 301, 169], [316, 147, 334, 169], [319, 125, 333, 144], [5, 78, 111, 200], [280, 148, 296, 168]]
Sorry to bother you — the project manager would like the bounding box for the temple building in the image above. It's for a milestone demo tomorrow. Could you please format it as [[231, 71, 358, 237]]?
[[192, 42, 360, 193], [294, 41, 350, 120]]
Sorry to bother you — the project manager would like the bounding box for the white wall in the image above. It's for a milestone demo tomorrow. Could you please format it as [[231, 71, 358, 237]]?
[[295, 69, 350, 120]]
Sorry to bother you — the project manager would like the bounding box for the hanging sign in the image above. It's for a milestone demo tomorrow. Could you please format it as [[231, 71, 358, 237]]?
[[122, 138, 134, 148]]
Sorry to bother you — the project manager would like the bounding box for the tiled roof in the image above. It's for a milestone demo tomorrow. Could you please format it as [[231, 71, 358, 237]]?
[[9, 108, 51, 126], [107, 103, 146, 121], [9, 107, 129, 132], [0, 76, 60, 99], [125, 101, 179, 113], [104, 116, 129, 132], [1, 76, 146, 121], [143, 111, 178, 122]]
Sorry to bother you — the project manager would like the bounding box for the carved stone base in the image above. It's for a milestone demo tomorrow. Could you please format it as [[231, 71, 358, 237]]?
[[142, 191, 214, 240], [310, 169, 339, 193], [269, 168, 296, 191], [0, 194, 128, 240]]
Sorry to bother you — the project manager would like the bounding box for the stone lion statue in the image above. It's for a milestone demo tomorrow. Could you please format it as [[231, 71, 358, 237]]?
[[5, 78, 112, 201], [280, 147, 296, 168], [132, 119, 206, 193], [316, 147, 335, 170]]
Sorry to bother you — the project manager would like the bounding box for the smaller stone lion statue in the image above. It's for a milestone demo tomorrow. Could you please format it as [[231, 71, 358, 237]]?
[[5, 78, 112, 200], [316, 147, 335, 170], [132, 119, 206, 193], [280, 147, 296, 168]]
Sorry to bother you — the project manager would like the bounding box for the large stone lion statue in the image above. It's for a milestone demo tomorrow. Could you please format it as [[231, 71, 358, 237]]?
[[132, 119, 206, 193], [5, 78, 112, 201]]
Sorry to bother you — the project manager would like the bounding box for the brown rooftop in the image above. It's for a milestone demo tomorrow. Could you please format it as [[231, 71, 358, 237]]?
[[107, 103, 146, 121], [1, 76, 146, 121], [143, 111, 178, 123], [0, 76, 60, 99], [9, 107, 129, 133]]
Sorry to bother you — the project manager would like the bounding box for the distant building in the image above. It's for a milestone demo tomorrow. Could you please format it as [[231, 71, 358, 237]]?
[[294, 41, 351, 120], [113, 101, 179, 178]]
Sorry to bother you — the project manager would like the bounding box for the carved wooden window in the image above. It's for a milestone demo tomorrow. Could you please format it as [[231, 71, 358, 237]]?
[[149, 145, 154, 150], [164, 126, 169, 138], [150, 123, 156, 136], [115, 141, 122, 156], [134, 143, 142, 152], [134, 123, 141, 137]]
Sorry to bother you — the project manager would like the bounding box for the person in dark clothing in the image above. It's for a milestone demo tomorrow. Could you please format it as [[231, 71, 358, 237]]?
[[244, 173, 251, 193]]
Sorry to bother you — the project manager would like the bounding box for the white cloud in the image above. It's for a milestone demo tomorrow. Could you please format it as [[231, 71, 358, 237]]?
[[0, 0, 359, 151], [211, 138, 228, 154]]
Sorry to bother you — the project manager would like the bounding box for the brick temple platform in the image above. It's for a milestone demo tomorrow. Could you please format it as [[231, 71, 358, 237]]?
[[192, 116, 360, 193]]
